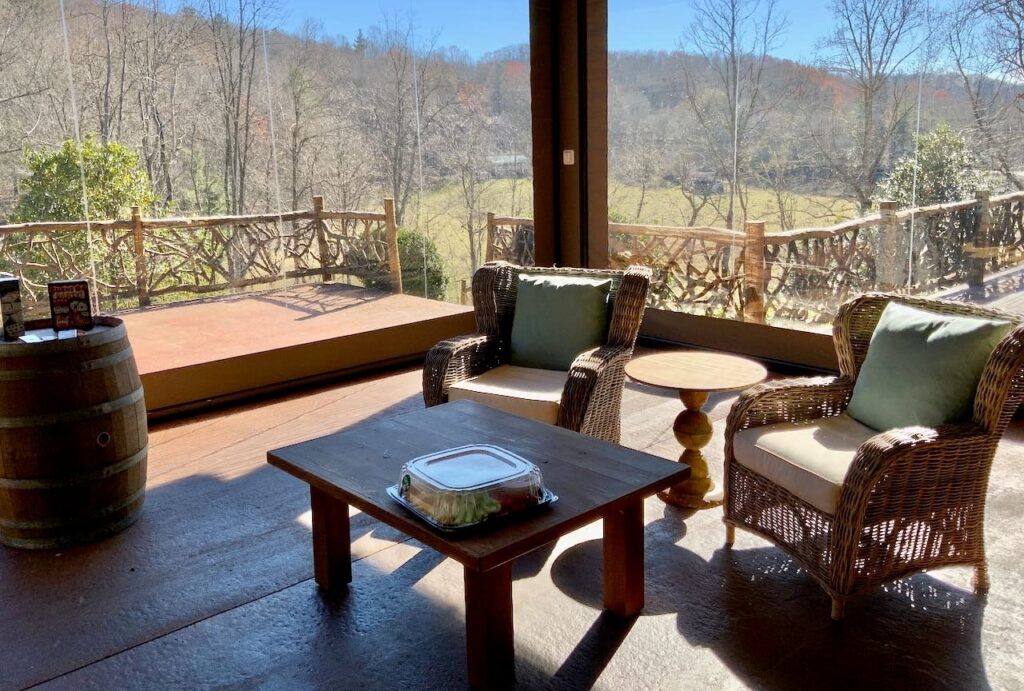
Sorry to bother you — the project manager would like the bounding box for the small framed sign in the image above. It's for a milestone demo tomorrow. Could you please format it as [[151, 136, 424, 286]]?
[[0, 277, 25, 341], [48, 280, 94, 332]]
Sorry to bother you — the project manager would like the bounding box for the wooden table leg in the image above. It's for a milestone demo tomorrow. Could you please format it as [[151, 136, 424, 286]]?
[[658, 389, 723, 509], [464, 562, 514, 690], [603, 499, 644, 617], [310, 486, 351, 592]]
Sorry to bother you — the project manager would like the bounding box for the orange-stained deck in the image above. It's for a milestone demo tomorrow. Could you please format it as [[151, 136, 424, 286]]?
[[118, 283, 473, 416]]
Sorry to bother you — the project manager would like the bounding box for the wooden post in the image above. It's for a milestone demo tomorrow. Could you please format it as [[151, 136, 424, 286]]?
[[130, 206, 150, 307], [312, 195, 331, 283], [878, 200, 899, 289], [485, 212, 496, 263], [742, 220, 766, 324], [383, 197, 403, 294], [460, 278, 469, 305], [967, 190, 991, 299]]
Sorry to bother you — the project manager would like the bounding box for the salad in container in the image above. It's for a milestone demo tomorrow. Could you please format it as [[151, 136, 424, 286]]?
[[387, 444, 556, 531]]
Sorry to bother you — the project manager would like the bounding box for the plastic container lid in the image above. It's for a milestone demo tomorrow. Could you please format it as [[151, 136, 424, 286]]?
[[396, 444, 546, 529], [408, 445, 534, 490]]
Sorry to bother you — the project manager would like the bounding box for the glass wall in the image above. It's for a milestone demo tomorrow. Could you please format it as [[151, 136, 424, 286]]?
[[607, 0, 1024, 332], [0, 0, 532, 315]]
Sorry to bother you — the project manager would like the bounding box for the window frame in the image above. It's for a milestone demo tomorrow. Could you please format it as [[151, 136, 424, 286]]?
[[528, 0, 838, 371]]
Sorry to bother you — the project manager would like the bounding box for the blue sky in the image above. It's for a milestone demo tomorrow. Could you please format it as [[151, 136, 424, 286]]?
[[197, 1, 940, 63], [267, 0, 833, 61]]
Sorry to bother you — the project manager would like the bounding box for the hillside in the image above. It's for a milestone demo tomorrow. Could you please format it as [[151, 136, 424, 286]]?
[[1, 0, 1022, 301]]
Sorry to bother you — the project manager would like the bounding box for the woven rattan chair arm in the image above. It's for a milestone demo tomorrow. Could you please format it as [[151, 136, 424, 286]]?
[[556, 345, 631, 431], [724, 376, 854, 439], [829, 422, 992, 593], [422, 334, 502, 407]]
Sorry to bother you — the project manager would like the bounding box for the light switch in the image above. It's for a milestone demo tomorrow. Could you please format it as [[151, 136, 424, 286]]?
[[562, 149, 575, 166]]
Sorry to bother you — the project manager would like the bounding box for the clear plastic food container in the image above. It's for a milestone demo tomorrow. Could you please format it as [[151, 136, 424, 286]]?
[[392, 444, 550, 530]]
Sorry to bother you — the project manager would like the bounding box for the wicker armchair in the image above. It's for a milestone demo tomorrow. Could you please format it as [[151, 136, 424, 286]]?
[[423, 261, 651, 444], [724, 293, 1024, 619]]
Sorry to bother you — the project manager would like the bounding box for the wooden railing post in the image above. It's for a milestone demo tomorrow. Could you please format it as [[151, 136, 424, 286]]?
[[131, 205, 150, 307], [383, 197, 403, 294], [878, 200, 899, 289], [742, 220, 766, 324], [485, 212, 496, 263], [967, 189, 991, 298], [312, 195, 331, 283]]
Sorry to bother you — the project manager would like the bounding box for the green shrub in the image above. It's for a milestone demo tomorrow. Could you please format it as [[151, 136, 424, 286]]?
[[366, 229, 449, 300], [875, 123, 979, 208], [13, 136, 154, 221]]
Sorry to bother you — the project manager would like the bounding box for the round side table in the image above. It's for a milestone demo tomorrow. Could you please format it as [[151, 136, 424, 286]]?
[[625, 351, 767, 509]]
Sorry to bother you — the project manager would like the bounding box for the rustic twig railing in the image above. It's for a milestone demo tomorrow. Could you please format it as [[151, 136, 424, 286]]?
[[485, 212, 535, 266], [488, 188, 1024, 325], [608, 222, 745, 317], [0, 196, 403, 317]]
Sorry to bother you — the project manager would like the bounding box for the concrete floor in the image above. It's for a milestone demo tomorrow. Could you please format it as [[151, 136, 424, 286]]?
[[1, 365, 1022, 690]]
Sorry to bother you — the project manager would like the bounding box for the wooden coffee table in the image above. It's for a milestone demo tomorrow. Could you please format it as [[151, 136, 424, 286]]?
[[626, 350, 767, 509], [267, 399, 689, 690]]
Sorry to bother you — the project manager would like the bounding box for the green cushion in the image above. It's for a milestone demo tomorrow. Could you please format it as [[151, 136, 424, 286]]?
[[846, 302, 1012, 431], [508, 273, 613, 371]]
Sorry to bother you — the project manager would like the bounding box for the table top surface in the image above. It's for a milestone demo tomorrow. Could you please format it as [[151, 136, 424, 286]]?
[[267, 400, 690, 572], [625, 350, 768, 393]]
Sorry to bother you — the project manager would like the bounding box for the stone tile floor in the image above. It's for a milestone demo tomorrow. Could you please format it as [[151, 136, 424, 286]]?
[[1, 365, 1021, 689]]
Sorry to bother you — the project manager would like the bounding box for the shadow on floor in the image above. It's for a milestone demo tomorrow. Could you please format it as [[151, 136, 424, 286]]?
[[0, 392, 471, 689], [549, 512, 989, 690], [2, 376, 1006, 690]]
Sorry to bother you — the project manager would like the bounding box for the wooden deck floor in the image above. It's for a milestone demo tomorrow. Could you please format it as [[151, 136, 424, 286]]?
[[1, 360, 1022, 689], [118, 283, 472, 415]]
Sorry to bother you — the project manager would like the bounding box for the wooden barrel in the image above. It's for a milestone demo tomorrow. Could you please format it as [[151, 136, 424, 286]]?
[[0, 316, 147, 549]]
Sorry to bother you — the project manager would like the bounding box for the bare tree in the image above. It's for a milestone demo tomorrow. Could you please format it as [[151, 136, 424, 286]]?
[[279, 22, 339, 210], [358, 17, 453, 225], [128, 0, 199, 209], [200, 0, 275, 214], [983, 0, 1024, 79], [89, 1, 132, 144], [681, 0, 787, 229], [947, 1, 1024, 190], [441, 84, 493, 273], [816, 0, 925, 214]]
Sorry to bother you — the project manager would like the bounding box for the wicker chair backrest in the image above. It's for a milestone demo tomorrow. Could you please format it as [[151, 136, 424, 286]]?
[[833, 292, 1024, 436], [471, 261, 650, 356], [833, 292, 1022, 378]]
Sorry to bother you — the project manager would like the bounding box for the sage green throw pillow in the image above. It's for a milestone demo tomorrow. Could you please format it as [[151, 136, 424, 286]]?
[[509, 273, 613, 371], [846, 302, 1012, 431]]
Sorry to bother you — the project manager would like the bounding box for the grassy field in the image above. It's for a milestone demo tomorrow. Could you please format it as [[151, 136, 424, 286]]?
[[410, 178, 858, 302], [607, 182, 858, 230]]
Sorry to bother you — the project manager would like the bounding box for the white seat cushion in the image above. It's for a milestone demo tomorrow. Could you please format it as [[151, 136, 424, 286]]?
[[449, 365, 568, 424], [732, 414, 878, 514]]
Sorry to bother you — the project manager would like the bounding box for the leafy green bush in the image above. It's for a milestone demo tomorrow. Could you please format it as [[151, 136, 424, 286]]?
[[8, 138, 155, 308], [875, 124, 980, 208], [13, 136, 154, 221], [366, 229, 449, 300]]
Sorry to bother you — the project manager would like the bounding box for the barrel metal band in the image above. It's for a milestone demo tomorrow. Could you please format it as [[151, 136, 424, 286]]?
[[0, 386, 145, 428], [0, 486, 146, 530], [0, 444, 148, 490], [0, 508, 143, 549], [0, 347, 135, 380]]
